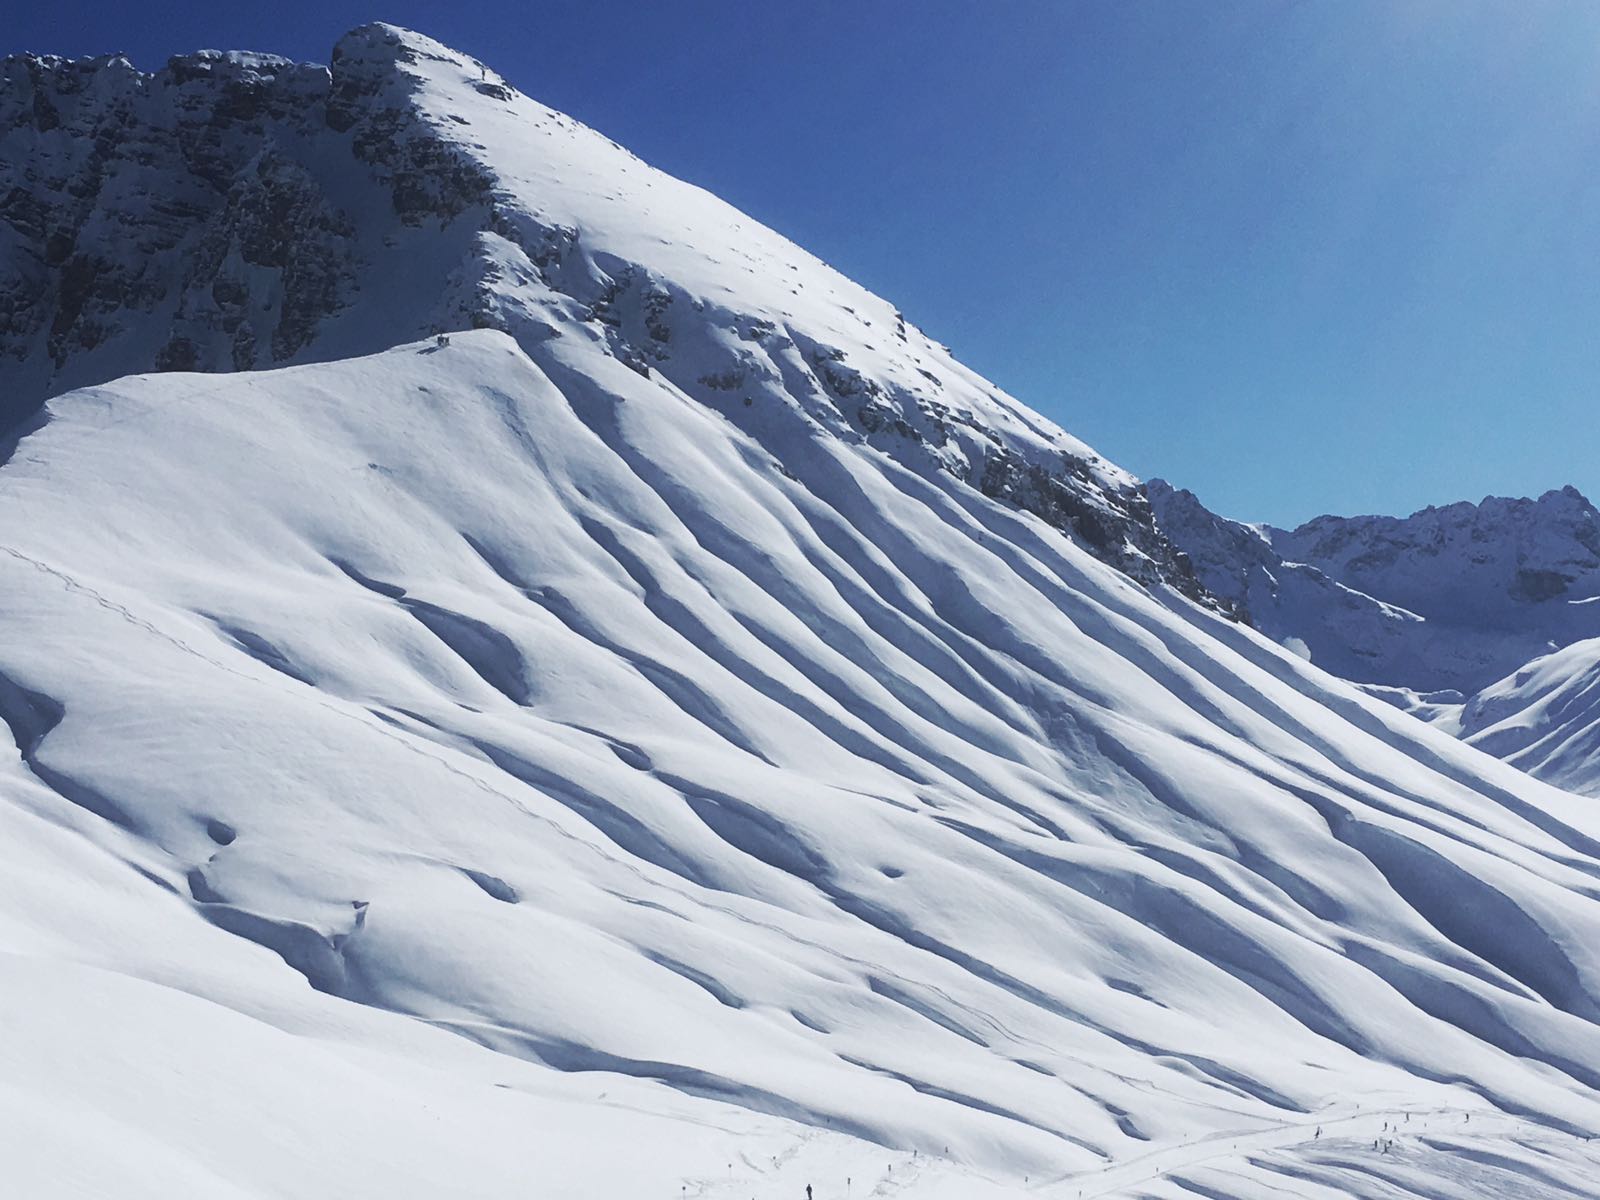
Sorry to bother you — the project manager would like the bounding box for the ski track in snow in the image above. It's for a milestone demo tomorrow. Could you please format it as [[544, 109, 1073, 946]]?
[[674, 1104, 1600, 1200]]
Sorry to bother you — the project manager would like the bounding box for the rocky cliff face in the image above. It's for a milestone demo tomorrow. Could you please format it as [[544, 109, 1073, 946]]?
[[0, 24, 1214, 608], [0, 50, 345, 415]]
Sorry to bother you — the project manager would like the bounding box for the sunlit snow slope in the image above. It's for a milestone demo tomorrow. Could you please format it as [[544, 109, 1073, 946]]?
[[5, 24, 1600, 1200], [1451, 637, 1600, 798], [7, 334, 1600, 1197]]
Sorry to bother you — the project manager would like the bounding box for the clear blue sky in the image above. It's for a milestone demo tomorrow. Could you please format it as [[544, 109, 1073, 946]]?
[[14, 2, 1600, 526]]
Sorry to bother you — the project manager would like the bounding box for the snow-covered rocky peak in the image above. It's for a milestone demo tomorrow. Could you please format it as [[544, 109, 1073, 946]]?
[[1146, 479, 1424, 683], [1269, 486, 1600, 625], [1150, 480, 1600, 693], [0, 23, 1210, 605]]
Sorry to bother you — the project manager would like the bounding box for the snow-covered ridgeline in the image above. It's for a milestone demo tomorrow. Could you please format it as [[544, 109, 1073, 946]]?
[[1148, 480, 1600, 797], [0, 24, 1209, 604], [1150, 479, 1600, 694]]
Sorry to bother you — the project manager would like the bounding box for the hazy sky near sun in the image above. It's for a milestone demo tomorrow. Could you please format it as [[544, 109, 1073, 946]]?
[[14, 1, 1600, 525]]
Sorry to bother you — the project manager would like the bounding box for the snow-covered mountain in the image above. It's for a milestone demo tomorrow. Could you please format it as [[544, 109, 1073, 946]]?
[[0, 25, 1209, 607], [6, 25, 1600, 1200], [1150, 480, 1600, 695], [1145, 480, 1428, 685], [1148, 481, 1600, 796]]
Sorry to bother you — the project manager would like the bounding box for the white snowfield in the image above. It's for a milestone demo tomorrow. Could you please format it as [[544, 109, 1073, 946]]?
[[1449, 637, 1600, 798], [3, 24, 1600, 1200], [7, 334, 1600, 1198]]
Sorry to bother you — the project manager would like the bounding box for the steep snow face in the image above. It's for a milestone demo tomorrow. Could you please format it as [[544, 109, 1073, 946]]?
[[6, 334, 1600, 1196], [1453, 637, 1600, 797], [0, 24, 1209, 604], [1150, 481, 1600, 694]]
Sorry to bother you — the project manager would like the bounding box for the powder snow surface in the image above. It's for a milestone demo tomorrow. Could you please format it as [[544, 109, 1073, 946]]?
[[1453, 637, 1600, 798], [3, 23, 1600, 1200], [5, 334, 1600, 1198]]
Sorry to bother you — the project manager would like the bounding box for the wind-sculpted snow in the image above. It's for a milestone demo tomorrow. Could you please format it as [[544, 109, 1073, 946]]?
[[4, 333, 1600, 1196], [1449, 638, 1600, 798]]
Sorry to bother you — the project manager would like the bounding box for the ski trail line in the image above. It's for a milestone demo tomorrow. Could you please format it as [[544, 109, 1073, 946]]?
[[1035, 1102, 1592, 1198]]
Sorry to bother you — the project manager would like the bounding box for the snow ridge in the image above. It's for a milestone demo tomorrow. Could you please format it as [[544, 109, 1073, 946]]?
[[0, 23, 1210, 605], [1456, 637, 1600, 797]]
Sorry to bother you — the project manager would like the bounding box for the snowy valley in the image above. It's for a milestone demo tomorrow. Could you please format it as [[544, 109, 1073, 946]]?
[[4, 24, 1600, 1200]]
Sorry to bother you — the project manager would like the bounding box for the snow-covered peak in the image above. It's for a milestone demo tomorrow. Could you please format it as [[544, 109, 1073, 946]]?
[[9, 24, 1600, 1200], [1269, 486, 1600, 690], [1150, 480, 1600, 693], [1147, 479, 1433, 682], [1268, 486, 1600, 622], [0, 24, 1208, 603]]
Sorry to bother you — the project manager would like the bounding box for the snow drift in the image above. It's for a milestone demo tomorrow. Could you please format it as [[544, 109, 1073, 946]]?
[[1453, 637, 1600, 798]]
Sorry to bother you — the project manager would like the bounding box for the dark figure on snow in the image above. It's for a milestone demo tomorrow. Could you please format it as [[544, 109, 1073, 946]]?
[[806, 1187, 813, 1200]]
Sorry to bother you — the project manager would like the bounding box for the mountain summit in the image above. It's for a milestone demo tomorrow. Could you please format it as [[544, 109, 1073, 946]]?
[[4, 26, 1600, 1200], [0, 23, 1209, 605]]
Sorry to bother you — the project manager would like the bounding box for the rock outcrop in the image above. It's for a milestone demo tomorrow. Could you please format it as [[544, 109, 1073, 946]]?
[[1, 24, 1218, 609]]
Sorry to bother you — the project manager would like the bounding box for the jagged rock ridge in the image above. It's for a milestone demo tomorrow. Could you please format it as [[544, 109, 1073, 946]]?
[[0, 24, 1213, 608]]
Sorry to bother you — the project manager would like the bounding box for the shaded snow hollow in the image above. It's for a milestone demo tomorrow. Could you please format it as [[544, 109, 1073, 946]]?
[[3, 24, 1600, 1200]]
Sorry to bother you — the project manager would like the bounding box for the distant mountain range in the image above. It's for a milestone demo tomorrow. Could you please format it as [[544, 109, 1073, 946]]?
[[1149, 480, 1600, 792]]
